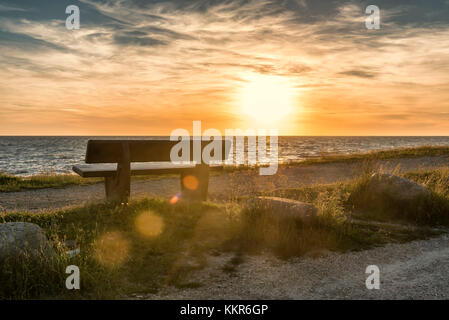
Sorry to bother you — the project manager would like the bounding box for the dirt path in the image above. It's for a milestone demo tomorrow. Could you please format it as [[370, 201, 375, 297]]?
[[1, 156, 448, 212], [146, 233, 449, 300]]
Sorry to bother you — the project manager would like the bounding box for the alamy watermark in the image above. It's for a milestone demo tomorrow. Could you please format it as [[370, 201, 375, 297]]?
[[170, 121, 279, 176], [65, 5, 80, 30], [65, 265, 80, 290], [365, 5, 380, 30], [365, 265, 380, 290], [64, 4, 380, 31]]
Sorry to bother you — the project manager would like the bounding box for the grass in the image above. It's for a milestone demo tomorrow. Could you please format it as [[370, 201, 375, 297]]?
[[268, 166, 449, 227], [242, 165, 449, 259], [0, 171, 223, 193], [347, 167, 449, 225], [289, 145, 449, 166], [0, 172, 102, 192], [221, 145, 449, 173], [0, 199, 239, 299], [1, 146, 448, 192], [236, 180, 441, 259], [403, 168, 449, 197]]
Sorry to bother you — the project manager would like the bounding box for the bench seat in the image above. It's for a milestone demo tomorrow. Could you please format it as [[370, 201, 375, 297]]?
[[72, 162, 217, 178], [72, 162, 224, 178]]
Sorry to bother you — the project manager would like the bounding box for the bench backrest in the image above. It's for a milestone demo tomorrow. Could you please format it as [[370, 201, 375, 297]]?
[[85, 139, 231, 164]]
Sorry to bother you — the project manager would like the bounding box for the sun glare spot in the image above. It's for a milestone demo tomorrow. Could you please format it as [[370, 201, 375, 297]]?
[[135, 211, 164, 238], [238, 74, 297, 124], [93, 231, 129, 268], [170, 193, 181, 204], [182, 175, 199, 191]]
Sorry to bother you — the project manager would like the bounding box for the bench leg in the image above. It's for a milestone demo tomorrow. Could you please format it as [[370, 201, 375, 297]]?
[[104, 143, 131, 203], [104, 159, 131, 203], [105, 174, 130, 203], [180, 164, 209, 201]]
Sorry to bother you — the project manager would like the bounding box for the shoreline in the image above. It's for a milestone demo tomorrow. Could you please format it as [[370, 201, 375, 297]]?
[[1, 145, 449, 193]]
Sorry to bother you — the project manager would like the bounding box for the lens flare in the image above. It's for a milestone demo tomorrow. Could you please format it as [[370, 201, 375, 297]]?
[[170, 193, 181, 204], [182, 175, 199, 191], [93, 231, 129, 268], [135, 210, 164, 238]]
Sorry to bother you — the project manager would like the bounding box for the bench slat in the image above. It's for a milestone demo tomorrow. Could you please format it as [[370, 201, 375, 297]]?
[[73, 162, 222, 178], [86, 139, 231, 163]]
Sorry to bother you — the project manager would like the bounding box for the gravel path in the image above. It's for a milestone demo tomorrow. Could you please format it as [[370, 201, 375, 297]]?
[[148, 233, 449, 299], [1, 156, 448, 212]]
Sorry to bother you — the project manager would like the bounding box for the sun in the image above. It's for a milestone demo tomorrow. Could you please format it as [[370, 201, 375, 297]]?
[[238, 74, 297, 124]]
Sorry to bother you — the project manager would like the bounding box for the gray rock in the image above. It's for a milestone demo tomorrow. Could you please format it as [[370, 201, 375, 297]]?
[[0, 222, 53, 260], [254, 196, 318, 224], [367, 173, 430, 201]]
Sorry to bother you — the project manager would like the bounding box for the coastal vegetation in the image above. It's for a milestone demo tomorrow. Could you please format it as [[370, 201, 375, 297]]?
[[292, 145, 449, 166], [1, 165, 448, 299], [0, 173, 101, 192]]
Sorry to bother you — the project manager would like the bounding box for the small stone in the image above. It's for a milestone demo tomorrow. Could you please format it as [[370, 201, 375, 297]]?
[[367, 173, 430, 201], [0, 222, 53, 260]]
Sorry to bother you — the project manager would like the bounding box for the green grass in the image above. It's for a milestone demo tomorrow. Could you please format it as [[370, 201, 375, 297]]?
[[0, 171, 222, 193], [268, 167, 449, 226], [403, 168, 449, 197], [347, 167, 449, 225], [0, 172, 191, 192], [0, 172, 102, 192], [222, 145, 449, 173], [288, 145, 449, 166], [235, 178, 442, 259], [0, 199, 239, 299]]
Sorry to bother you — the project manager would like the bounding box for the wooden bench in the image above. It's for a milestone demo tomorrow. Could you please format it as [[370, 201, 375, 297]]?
[[72, 139, 230, 202]]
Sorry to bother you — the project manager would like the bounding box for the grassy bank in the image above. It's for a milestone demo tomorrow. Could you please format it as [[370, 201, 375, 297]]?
[[2, 167, 448, 299], [0, 172, 183, 192], [268, 167, 449, 226], [347, 167, 449, 225], [244, 168, 448, 259], [289, 145, 449, 166], [0, 173, 102, 192], [1, 199, 237, 299]]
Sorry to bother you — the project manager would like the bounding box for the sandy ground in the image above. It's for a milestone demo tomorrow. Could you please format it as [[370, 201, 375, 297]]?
[[1, 155, 448, 212], [146, 233, 449, 300]]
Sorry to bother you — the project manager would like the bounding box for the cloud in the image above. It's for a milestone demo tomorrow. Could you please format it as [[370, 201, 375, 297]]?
[[338, 70, 377, 79], [0, 0, 448, 134], [0, 4, 27, 12], [113, 33, 167, 46]]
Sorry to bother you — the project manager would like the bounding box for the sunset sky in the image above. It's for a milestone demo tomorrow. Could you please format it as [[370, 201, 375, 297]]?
[[1, 0, 448, 136]]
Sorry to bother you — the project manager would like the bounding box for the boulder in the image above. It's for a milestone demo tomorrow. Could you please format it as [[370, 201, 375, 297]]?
[[0, 222, 53, 260], [253, 196, 318, 224], [366, 173, 430, 201]]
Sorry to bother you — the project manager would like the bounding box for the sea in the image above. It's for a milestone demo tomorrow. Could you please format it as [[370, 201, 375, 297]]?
[[0, 136, 448, 176]]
